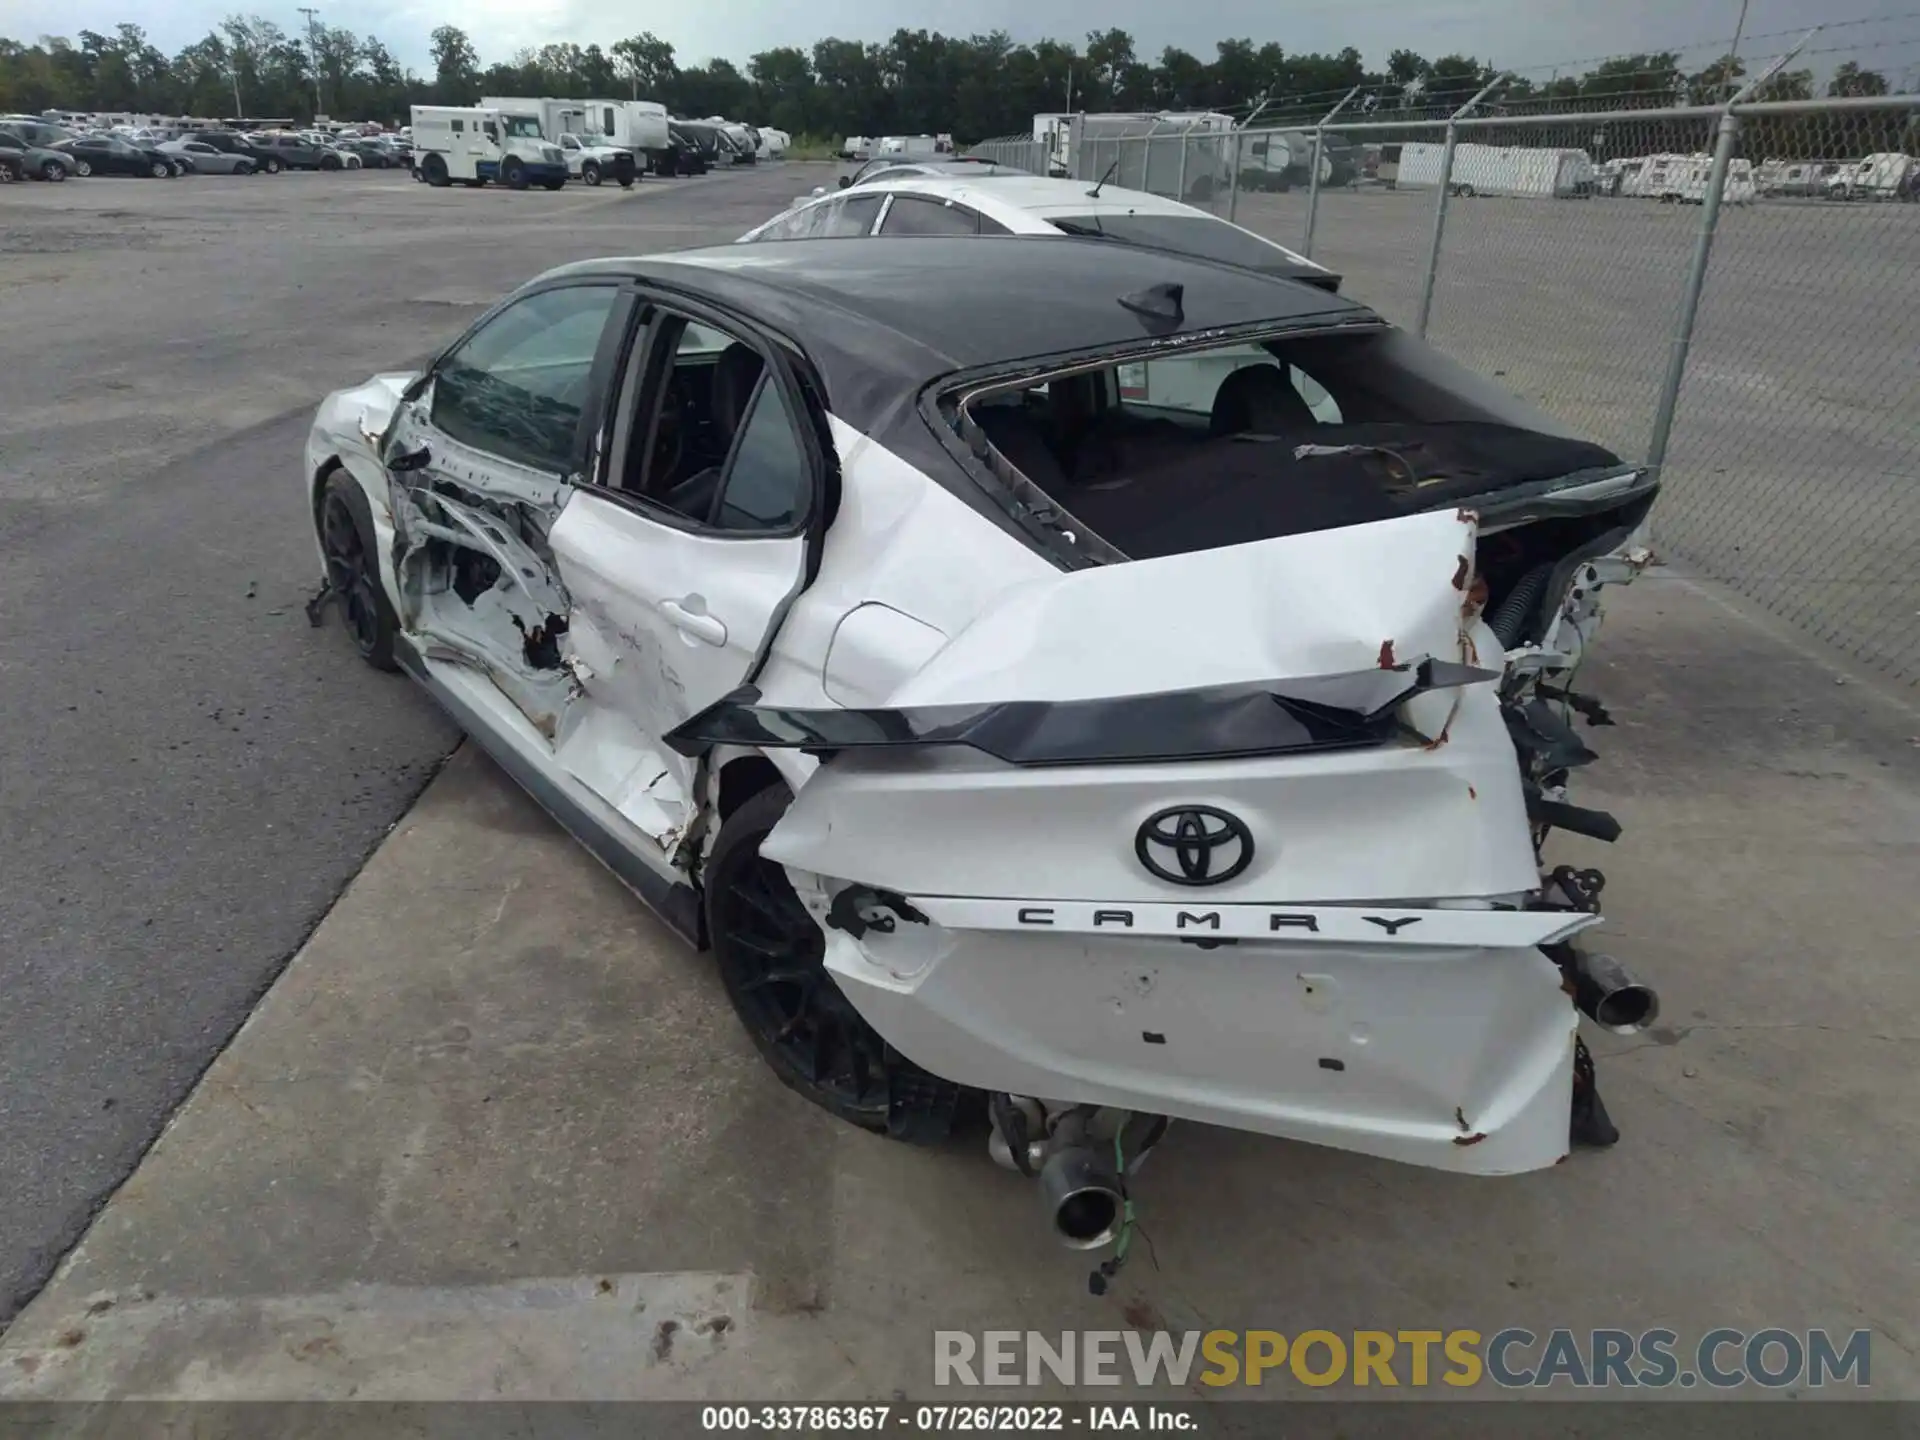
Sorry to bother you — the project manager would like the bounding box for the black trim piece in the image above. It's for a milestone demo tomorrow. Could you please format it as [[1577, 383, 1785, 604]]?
[[664, 657, 1499, 768], [394, 636, 705, 947]]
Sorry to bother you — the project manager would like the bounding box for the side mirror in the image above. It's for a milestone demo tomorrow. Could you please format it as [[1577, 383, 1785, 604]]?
[[837, 175, 851, 189]]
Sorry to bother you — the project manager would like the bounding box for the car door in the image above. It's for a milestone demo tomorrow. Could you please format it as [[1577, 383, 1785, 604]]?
[[377, 279, 635, 745], [539, 301, 822, 854]]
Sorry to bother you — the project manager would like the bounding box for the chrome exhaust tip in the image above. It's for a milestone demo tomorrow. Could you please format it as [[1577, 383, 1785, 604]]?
[[1572, 950, 1660, 1033], [1038, 1146, 1125, 1250]]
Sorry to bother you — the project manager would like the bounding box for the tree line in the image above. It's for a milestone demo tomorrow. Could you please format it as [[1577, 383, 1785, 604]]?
[[0, 18, 1908, 145]]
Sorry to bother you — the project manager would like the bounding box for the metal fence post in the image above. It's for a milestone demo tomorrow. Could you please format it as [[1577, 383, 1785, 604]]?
[[1644, 110, 1740, 479], [1303, 86, 1360, 258], [1226, 98, 1269, 226], [1644, 32, 1814, 478], [1227, 129, 1244, 222], [1175, 126, 1189, 202], [1415, 72, 1509, 340]]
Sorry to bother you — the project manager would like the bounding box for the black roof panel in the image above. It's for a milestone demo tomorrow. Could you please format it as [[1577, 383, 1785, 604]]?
[[545, 235, 1366, 382]]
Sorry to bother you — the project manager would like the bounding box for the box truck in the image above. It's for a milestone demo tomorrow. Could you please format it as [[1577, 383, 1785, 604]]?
[[410, 105, 567, 189]]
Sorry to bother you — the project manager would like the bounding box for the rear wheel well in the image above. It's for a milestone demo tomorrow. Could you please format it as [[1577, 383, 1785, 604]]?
[[716, 755, 785, 824], [311, 456, 342, 531]]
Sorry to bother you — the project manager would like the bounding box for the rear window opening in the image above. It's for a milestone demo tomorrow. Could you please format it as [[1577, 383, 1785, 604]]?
[[949, 326, 1645, 638], [1045, 213, 1334, 286]]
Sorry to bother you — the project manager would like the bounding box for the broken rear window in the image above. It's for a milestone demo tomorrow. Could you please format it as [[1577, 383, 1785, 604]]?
[[952, 324, 1626, 562]]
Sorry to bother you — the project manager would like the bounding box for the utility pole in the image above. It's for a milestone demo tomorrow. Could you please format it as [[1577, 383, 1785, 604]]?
[[1066, 66, 1074, 114], [298, 6, 323, 117]]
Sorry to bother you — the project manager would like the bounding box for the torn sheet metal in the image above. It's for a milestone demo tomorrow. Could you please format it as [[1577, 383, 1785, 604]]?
[[665, 658, 1497, 767]]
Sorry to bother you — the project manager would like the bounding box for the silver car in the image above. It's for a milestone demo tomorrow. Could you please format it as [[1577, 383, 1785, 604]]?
[[160, 139, 256, 176]]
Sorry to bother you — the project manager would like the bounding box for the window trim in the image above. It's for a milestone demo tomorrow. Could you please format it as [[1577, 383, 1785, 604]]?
[[875, 192, 992, 237], [582, 293, 823, 542], [420, 278, 633, 479]]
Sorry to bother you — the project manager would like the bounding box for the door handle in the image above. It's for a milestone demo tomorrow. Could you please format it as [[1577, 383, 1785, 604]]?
[[661, 598, 727, 646]]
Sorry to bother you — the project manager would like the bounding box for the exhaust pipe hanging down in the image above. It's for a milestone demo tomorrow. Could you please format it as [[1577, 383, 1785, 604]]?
[[1569, 950, 1660, 1033]]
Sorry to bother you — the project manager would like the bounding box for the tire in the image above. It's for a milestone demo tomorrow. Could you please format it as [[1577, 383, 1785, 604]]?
[[581, 160, 601, 186], [150, 160, 171, 178], [320, 155, 340, 171], [503, 156, 527, 190], [618, 177, 633, 189], [706, 785, 900, 1135], [423, 154, 450, 188], [317, 470, 400, 673], [263, 156, 282, 174], [236, 162, 254, 175], [542, 178, 565, 190], [72, 159, 92, 177], [43, 160, 66, 182]]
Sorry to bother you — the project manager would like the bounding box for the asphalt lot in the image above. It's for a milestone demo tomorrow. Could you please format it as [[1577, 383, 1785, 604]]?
[[0, 161, 809, 1324], [1, 162, 1917, 1410], [1226, 186, 1920, 684]]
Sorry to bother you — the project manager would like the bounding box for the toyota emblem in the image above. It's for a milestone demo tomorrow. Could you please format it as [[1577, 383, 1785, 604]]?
[[1135, 806, 1254, 886]]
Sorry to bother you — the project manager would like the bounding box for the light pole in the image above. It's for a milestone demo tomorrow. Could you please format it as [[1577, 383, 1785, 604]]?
[[298, 6, 323, 117]]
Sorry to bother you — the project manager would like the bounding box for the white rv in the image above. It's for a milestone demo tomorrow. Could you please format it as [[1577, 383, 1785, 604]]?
[[577, 100, 671, 169], [409, 105, 568, 189], [1829, 153, 1915, 200], [755, 127, 790, 160], [1397, 142, 1596, 198]]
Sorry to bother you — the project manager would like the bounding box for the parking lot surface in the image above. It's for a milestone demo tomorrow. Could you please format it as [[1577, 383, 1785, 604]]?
[[2, 163, 1918, 1409], [0, 163, 813, 1322]]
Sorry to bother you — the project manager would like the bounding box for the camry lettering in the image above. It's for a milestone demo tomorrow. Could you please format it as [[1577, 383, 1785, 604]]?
[[1270, 913, 1322, 933], [1093, 910, 1134, 928], [1176, 911, 1222, 930], [1018, 907, 1055, 925], [1364, 916, 1423, 935]]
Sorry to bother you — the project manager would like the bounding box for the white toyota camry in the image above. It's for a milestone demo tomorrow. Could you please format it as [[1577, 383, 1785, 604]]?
[[303, 233, 1657, 1254]]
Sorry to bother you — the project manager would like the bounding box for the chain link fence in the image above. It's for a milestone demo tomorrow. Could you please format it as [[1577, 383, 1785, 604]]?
[[970, 91, 1920, 684]]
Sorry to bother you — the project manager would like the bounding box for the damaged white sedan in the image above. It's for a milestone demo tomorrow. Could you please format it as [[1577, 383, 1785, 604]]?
[[303, 235, 1657, 1258]]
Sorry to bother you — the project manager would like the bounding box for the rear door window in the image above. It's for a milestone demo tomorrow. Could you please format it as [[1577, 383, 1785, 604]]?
[[879, 195, 1003, 236]]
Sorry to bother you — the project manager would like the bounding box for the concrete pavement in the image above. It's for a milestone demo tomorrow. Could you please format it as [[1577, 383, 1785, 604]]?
[[0, 162, 829, 1322], [3, 572, 1916, 1406]]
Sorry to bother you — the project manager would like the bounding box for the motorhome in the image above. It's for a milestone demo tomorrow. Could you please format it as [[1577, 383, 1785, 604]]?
[[1397, 142, 1596, 198], [409, 105, 568, 189], [1238, 128, 1359, 191], [841, 135, 872, 160], [876, 134, 943, 161], [1829, 152, 1915, 200], [754, 127, 791, 159]]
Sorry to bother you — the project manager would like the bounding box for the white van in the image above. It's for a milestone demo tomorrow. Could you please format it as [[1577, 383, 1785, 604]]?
[[410, 105, 567, 190]]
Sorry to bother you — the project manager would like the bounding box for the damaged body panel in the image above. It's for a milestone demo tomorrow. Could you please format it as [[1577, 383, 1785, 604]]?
[[302, 235, 1659, 1216]]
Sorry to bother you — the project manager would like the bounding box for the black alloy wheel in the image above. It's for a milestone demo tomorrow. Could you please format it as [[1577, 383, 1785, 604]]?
[[708, 787, 892, 1131], [319, 478, 399, 671]]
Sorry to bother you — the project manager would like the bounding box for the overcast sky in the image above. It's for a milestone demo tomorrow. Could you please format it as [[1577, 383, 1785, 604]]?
[[3, 0, 1915, 87]]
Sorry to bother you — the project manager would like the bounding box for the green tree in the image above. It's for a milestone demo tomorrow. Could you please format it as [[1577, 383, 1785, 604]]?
[[430, 23, 478, 104], [612, 31, 676, 101], [1829, 61, 1889, 98]]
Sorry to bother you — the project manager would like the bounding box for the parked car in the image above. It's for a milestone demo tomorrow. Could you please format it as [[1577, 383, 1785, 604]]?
[[336, 138, 396, 168], [301, 236, 1658, 1245], [53, 135, 175, 178], [0, 151, 20, 183], [795, 155, 1027, 205], [194, 130, 286, 172], [2, 117, 77, 149], [0, 129, 75, 180], [252, 132, 346, 170], [747, 173, 1339, 290], [159, 139, 256, 175]]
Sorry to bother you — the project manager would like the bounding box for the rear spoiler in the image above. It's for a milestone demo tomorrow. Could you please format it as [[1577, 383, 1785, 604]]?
[[665, 657, 1496, 768]]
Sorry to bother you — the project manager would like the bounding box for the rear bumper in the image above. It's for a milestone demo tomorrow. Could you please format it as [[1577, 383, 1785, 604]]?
[[799, 886, 1587, 1175]]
